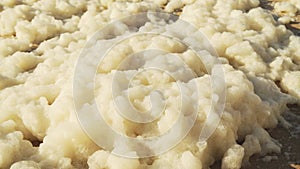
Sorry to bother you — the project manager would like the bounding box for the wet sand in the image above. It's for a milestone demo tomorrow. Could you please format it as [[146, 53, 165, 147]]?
[[244, 104, 300, 169]]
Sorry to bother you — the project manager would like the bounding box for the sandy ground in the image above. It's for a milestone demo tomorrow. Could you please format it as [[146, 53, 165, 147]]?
[[244, 104, 300, 169]]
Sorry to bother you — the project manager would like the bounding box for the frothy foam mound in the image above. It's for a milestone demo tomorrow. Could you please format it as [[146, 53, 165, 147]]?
[[0, 0, 299, 169]]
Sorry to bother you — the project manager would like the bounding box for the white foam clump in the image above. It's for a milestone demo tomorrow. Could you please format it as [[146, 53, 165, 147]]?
[[0, 0, 299, 169]]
